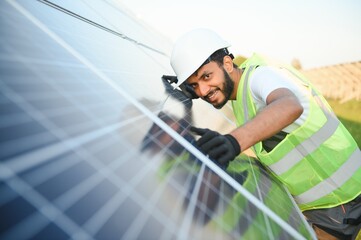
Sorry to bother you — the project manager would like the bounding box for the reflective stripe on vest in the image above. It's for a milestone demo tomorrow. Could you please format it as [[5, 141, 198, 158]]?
[[294, 148, 361, 204], [242, 65, 254, 123], [268, 93, 339, 176]]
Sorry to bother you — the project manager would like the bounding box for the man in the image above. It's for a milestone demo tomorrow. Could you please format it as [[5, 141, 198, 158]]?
[[168, 28, 361, 239]]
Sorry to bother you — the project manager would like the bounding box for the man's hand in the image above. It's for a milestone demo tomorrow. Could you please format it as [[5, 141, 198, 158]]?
[[190, 126, 241, 167]]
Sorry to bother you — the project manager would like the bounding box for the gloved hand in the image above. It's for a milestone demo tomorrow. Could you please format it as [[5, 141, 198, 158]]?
[[190, 126, 241, 167]]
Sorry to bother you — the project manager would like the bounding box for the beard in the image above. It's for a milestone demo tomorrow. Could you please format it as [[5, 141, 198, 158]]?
[[213, 68, 234, 109]]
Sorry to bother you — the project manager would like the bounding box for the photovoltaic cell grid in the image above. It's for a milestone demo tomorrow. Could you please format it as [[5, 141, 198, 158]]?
[[0, 0, 315, 239]]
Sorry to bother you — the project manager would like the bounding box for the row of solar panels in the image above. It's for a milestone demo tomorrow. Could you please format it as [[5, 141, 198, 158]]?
[[0, 0, 314, 239]]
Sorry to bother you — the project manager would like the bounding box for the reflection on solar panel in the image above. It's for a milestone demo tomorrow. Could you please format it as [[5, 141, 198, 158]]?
[[0, 0, 315, 239]]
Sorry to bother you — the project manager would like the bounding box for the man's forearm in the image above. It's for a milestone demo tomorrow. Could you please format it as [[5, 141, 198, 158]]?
[[230, 88, 303, 152]]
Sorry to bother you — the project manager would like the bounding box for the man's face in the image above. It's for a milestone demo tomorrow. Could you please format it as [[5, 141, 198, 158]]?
[[186, 61, 234, 109]]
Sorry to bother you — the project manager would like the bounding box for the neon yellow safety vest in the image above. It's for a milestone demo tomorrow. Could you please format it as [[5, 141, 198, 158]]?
[[231, 53, 361, 211]]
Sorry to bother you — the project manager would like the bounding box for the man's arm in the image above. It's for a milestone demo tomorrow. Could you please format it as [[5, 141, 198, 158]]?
[[230, 88, 303, 151], [190, 87, 303, 166]]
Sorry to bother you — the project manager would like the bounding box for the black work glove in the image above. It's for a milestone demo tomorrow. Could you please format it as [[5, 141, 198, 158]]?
[[190, 126, 241, 167]]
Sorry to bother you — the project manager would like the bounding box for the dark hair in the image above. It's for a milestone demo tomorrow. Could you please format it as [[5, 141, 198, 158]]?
[[194, 48, 237, 76], [209, 48, 235, 66]]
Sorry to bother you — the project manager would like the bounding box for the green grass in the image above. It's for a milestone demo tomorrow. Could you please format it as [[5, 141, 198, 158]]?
[[326, 99, 361, 148]]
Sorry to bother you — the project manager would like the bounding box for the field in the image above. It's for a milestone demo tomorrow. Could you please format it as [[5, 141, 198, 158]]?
[[327, 99, 361, 148]]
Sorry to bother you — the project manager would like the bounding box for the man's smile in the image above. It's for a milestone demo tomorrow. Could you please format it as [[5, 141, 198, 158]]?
[[204, 89, 220, 102]]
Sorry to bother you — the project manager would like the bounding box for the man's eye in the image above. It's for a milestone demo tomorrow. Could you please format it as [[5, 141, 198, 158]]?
[[190, 83, 197, 89], [204, 74, 210, 79]]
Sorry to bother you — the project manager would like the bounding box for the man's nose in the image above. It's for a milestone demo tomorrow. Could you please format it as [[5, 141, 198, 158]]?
[[197, 82, 210, 97]]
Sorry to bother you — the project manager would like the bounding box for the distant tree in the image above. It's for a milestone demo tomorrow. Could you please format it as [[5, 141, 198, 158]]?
[[291, 58, 302, 70], [233, 55, 247, 66]]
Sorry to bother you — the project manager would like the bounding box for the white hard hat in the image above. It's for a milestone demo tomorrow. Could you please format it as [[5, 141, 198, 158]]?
[[170, 28, 230, 87]]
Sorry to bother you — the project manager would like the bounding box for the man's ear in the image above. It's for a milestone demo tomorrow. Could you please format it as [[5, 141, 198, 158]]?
[[223, 55, 234, 73]]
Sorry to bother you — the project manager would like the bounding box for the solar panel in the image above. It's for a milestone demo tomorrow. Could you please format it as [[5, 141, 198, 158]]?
[[0, 0, 315, 239]]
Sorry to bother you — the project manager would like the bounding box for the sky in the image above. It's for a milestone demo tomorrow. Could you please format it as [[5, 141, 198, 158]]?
[[119, 0, 361, 69]]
